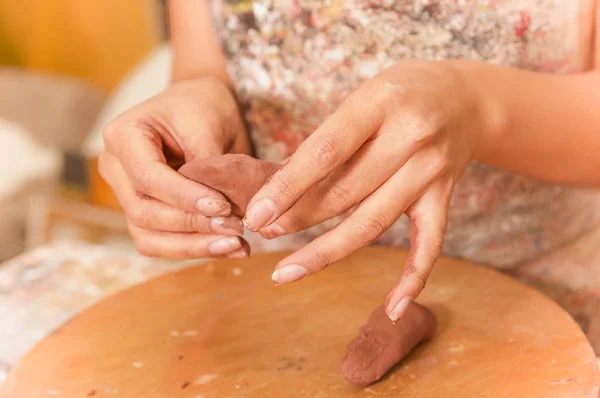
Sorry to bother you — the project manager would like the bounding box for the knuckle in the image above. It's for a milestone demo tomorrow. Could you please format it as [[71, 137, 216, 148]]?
[[428, 149, 450, 177], [310, 133, 344, 169], [134, 239, 156, 257], [102, 119, 121, 145], [351, 217, 386, 244], [425, 233, 445, 258], [127, 224, 156, 257], [180, 243, 201, 259], [413, 269, 429, 291], [313, 250, 331, 270], [405, 115, 438, 150], [130, 162, 152, 192], [172, 187, 193, 209], [322, 184, 354, 214], [163, 183, 191, 209], [127, 208, 144, 227], [377, 81, 405, 108], [269, 171, 298, 203], [183, 212, 201, 232], [128, 205, 154, 228], [403, 263, 429, 291]]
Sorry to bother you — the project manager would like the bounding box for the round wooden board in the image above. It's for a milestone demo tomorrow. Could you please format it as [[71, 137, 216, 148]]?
[[1, 247, 598, 397]]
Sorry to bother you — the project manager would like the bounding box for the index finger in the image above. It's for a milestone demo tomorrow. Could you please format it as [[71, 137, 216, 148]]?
[[243, 85, 385, 231], [114, 129, 231, 216]]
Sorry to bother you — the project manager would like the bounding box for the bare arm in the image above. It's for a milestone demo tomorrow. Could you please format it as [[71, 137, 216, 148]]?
[[168, 0, 250, 155], [169, 0, 230, 85], [471, 7, 600, 187]]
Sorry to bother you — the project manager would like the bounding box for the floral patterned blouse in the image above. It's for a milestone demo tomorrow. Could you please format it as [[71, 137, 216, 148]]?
[[209, 0, 600, 270]]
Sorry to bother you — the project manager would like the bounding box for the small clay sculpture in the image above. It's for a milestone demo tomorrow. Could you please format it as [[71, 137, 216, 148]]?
[[179, 154, 280, 217], [340, 304, 437, 386]]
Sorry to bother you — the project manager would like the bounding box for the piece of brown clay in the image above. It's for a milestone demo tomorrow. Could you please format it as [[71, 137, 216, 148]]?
[[340, 304, 437, 386], [178, 154, 281, 217]]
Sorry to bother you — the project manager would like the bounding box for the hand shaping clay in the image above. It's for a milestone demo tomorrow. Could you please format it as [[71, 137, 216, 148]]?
[[178, 154, 281, 217], [340, 304, 437, 386], [180, 154, 438, 386]]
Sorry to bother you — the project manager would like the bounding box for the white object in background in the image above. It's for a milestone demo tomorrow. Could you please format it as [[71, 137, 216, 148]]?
[[82, 43, 172, 157], [0, 118, 60, 199]]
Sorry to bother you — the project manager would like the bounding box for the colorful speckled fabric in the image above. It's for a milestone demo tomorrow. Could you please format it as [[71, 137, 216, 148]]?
[[210, 0, 600, 351], [211, 0, 600, 268]]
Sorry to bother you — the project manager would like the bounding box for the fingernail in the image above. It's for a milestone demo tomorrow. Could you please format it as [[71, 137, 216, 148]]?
[[271, 264, 308, 285], [197, 197, 231, 216], [210, 217, 243, 235], [226, 248, 249, 259], [387, 297, 413, 322], [260, 223, 286, 239], [208, 237, 241, 255], [244, 198, 276, 231]]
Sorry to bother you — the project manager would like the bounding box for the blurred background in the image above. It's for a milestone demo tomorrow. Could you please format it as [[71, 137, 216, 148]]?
[[0, 1, 188, 382], [1, 1, 600, 392], [0, 0, 173, 263]]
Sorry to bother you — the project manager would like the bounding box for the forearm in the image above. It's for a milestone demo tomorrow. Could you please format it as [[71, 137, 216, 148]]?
[[168, 0, 251, 155], [463, 61, 600, 187], [168, 0, 230, 86]]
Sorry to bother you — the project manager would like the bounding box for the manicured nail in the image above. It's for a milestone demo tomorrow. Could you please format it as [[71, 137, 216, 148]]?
[[271, 264, 308, 285], [387, 297, 413, 322], [210, 217, 243, 235], [244, 198, 276, 231], [208, 237, 241, 255], [226, 249, 249, 259], [260, 223, 286, 239], [196, 197, 231, 216]]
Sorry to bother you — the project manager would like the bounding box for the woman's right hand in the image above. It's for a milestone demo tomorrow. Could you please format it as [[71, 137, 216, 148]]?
[[99, 77, 252, 259]]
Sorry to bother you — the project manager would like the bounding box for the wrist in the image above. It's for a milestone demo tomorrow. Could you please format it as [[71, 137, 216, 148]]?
[[446, 60, 509, 162]]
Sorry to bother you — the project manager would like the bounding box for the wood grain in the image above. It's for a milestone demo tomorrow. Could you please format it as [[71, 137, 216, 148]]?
[[1, 247, 598, 397]]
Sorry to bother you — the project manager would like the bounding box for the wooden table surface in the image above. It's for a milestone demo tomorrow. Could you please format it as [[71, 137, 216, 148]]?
[[0, 241, 197, 385], [1, 247, 598, 397]]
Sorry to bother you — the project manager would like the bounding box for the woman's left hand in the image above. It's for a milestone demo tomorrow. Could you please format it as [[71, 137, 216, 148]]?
[[244, 61, 496, 321]]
